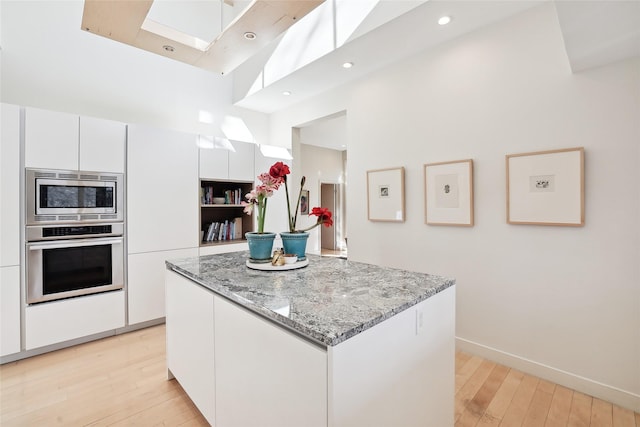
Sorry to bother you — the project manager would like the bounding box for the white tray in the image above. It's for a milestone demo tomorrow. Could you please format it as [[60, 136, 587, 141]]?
[[246, 259, 309, 271]]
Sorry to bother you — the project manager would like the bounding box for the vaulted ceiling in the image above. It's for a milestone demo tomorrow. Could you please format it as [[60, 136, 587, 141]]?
[[81, 0, 639, 116]]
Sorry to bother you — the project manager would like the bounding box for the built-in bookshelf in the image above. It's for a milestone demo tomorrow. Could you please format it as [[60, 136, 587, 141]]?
[[199, 179, 254, 246]]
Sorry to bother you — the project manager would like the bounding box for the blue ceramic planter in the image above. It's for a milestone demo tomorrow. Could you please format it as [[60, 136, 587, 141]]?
[[245, 232, 276, 262], [280, 231, 309, 261]]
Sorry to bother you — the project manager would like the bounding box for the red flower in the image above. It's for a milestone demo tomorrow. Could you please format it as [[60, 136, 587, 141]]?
[[310, 207, 333, 227], [269, 162, 290, 179]]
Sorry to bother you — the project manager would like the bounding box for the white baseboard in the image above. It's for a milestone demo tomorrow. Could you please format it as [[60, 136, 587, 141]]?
[[456, 337, 640, 413]]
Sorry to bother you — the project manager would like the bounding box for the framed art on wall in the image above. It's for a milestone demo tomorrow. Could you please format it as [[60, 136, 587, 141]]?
[[424, 159, 474, 226], [506, 147, 584, 226], [300, 190, 309, 215], [367, 167, 405, 222]]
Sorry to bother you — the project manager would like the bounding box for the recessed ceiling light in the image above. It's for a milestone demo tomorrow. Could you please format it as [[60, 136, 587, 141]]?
[[243, 32, 257, 40], [438, 16, 452, 26], [163, 45, 175, 52], [342, 62, 354, 69], [283, 91, 291, 96]]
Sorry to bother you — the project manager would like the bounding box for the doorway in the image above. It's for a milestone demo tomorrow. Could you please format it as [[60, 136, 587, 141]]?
[[320, 182, 347, 258], [320, 183, 338, 251]]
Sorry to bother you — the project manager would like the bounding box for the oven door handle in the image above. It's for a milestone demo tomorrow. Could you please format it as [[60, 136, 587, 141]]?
[[27, 237, 123, 251]]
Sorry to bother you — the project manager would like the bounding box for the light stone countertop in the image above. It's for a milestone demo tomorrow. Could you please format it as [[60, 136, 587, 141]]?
[[166, 252, 455, 347]]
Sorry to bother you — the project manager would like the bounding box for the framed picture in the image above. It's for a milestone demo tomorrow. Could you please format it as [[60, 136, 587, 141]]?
[[300, 190, 309, 215], [506, 147, 584, 226], [367, 167, 405, 222], [424, 159, 474, 226]]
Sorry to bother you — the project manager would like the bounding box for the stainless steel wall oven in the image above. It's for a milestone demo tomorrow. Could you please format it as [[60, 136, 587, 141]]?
[[25, 169, 125, 305]]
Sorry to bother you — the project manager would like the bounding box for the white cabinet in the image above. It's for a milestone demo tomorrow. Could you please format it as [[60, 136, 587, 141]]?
[[1, 103, 21, 267], [214, 296, 327, 427], [199, 140, 255, 181], [127, 248, 197, 324], [24, 106, 79, 170], [25, 290, 125, 350], [127, 123, 199, 326], [199, 146, 229, 179], [165, 270, 327, 427], [127, 124, 199, 254], [79, 116, 126, 173], [0, 266, 21, 356], [228, 141, 255, 181], [165, 270, 215, 425], [24, 106, 126, 173], [1, 104, 22, 357]]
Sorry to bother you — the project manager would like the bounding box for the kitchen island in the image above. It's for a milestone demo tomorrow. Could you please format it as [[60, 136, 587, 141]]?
[[165, 252, 455, 427]]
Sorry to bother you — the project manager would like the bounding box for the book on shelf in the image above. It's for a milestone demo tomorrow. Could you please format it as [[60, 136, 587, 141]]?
[[233, 217, 243, 239], [202, 217, 244, 243], [201, 185, 244, 205]]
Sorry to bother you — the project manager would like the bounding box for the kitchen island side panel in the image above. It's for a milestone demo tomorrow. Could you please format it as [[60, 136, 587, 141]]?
[[165, 270, 215, 425], [214, 295, 327, 427], [328, 285, 455, 427]]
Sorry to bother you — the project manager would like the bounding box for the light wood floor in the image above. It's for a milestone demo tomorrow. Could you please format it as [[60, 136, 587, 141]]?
[[1, 325, 638, 426]]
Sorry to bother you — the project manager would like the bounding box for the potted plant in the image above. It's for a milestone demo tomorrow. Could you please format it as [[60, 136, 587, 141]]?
[[241, 163, 288, 261], [279, 163, 333, 260]]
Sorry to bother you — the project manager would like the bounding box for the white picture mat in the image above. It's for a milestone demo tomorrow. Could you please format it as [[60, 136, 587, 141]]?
[[367, 168, 405, 222], [507, 148, 583, 225], [425, 160, 473, 225]]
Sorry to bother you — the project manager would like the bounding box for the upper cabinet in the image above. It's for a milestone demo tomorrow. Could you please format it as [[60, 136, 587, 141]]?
[[79, 116, 126, 173], [1, 104, 21, 268], [25, 107, 79, 170], [24, 107, 125, 173], [199, 140, 255, 181], [228, 141, 255, 181], [199, 146, 229, 180]]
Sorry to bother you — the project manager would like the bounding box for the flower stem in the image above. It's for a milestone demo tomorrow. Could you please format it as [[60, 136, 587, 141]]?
[[284, 177, 294, 232], [257, 196, 267, 233]]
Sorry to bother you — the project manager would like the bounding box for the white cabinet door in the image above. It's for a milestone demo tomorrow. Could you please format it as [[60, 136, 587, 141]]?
[[25, 290, 125, 350], [79, 116, 126, 173], [0, 266, 21, 356], [127, 248, 198, 325], [199, 147, 229, 179], [24, 106, 79, 170], [228, 141, 255, 181], [165, 270, 215, 425], [214, 296, 327, 427], [127, 124, 199, 254], [1, 103, 21, 267]]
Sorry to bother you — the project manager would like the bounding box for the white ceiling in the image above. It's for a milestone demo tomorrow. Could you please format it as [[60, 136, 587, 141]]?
[[234, 0, 639, 150], [233, 0, 546, 114]]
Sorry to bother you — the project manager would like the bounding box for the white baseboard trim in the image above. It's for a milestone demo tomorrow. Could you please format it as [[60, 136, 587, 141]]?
[[456, 337, 640, 413]]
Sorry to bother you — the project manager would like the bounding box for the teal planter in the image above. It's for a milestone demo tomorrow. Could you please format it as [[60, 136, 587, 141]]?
[[245, 232, 276, 262], [280, 231, 310, 261]]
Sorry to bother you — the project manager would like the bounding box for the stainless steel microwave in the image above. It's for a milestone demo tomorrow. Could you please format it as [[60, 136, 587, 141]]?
[[26, 168, 124, 225]]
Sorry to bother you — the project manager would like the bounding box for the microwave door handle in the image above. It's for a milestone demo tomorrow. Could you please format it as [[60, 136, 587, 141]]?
[[27, 238, 123, 251]]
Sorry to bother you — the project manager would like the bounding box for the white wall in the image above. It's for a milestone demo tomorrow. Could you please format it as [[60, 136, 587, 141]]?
[[298, 143, 345, 253], [270, 3, 640, 410], [0, 0, 267, 140]]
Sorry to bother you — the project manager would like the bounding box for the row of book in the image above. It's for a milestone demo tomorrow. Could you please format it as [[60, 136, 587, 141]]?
[[201, 187, 244, 205], [203, 217, 243, 242]]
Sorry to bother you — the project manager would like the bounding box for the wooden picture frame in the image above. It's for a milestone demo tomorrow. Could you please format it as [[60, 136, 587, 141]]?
[[506, 147, 584, 226], [300, 189, 309, 215], [367, 167, 405, 222], [424, 159, 474, 226]]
